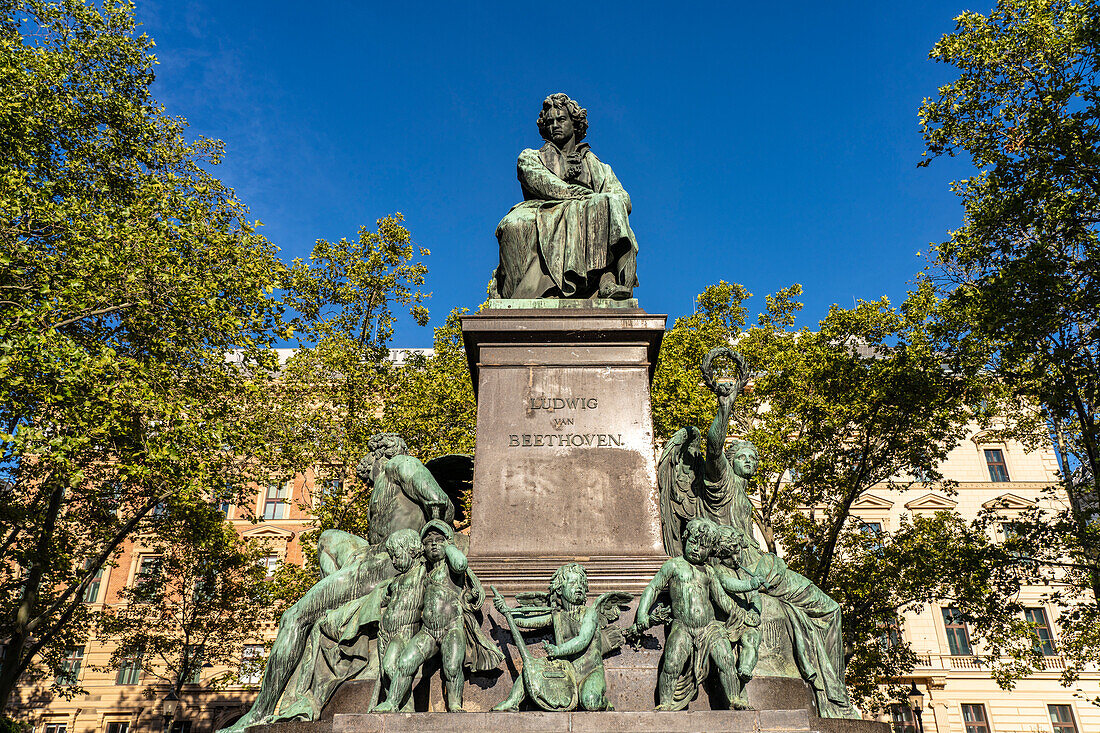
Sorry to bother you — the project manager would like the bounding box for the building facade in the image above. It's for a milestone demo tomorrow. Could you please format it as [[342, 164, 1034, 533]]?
[[9, 470, 319, 733], [856, 429, 1099, 733]]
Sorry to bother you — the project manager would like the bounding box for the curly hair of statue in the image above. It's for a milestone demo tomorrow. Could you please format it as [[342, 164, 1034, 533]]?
[[536, 92, 588, 142]]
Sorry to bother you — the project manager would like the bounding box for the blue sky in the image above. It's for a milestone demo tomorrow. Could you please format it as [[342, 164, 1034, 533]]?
[[136, 0, 981, 346]]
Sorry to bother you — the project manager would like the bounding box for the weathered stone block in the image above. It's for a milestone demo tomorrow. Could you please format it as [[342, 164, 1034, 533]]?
[[461, 308, 667, 594]]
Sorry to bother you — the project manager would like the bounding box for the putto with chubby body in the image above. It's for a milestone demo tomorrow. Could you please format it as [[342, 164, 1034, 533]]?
[[491, 564, 631, 712], [631, 517, 762, 711], [372, 521, 503, 713]]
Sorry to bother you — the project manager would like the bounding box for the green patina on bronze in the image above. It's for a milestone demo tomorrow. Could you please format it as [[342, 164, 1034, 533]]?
[[216, 436, 468, 731], [492, 93, 638, 301], [654, 348, 860, 719], [372, 520, 503, 713], [714, 526, 859, 719], [490, 565, 631, 712], [631, 517, 763, 711]]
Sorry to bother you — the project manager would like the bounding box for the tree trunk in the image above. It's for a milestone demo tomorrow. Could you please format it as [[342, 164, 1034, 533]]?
[[0, 483, 65, 710]]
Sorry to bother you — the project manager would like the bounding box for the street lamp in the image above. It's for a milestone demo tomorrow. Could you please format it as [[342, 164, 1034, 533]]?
[[162, 689, 180, 733], [907, 681, 925, 733]]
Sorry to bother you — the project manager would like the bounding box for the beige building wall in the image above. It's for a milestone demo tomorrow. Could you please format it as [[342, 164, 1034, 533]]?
[[9, 472, 316, 733], [853, 424, 1097, 733]]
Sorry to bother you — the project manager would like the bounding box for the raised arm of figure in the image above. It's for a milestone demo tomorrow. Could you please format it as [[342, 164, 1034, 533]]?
[[389, 455, 451, 521], [705, 393, 735, 484]]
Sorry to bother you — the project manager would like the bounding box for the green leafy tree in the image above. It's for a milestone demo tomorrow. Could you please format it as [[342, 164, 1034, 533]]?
[[94, 500, 272, 698], [920, 0, 1100, 698], [0, 0, 286, 707], [384, 308, 476, 461], [650, 281, 751, 441], [263, 215, 429, 601]]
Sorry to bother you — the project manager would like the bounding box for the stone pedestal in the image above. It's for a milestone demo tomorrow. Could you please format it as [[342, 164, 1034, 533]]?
[[460, 307, 667, 593]]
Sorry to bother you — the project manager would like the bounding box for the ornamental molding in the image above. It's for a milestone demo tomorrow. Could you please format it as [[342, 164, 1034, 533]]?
[[904, 493, 958, 511], [981, 493, 1037, 511], [241, 524, 295, 541], [851, 493, 894, 511]]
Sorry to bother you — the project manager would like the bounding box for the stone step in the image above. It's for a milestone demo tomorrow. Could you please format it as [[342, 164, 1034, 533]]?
[[247, 710, 888, 733]]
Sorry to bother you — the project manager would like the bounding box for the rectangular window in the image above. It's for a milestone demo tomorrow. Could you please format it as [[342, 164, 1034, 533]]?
[[1026, 607, 1057, 656], [889, 704, 917, 733], [193, 572, 217, 604], [262, 484, 287, 520], [861, 521, 884, 555], [879, 619, 902, 649], [44, 724, 67, 733], [962, 703, 990, 733], [241, 643, 265, 684], [82, 565, 104, 603], [984, 448, 1010, 482], [258, 554, 279, 579], [942, 606, 973, 656], [169, 723, 191, 733], [216, 483, 235, 517], [183, 644, 203, 684], [115, 656, 142, 685], [105, 723, 129, 733], [56, 647, 84, 685], [136, 556, 160, 584], [1049, 704, 1079, 733]]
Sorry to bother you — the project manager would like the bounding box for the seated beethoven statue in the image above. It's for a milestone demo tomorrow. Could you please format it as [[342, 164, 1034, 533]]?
[[492, 92, 638, 300]]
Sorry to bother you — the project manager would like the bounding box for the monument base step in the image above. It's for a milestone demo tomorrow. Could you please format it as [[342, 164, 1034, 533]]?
[[468, 555, 667, 594], [251, 710, 888, 733]]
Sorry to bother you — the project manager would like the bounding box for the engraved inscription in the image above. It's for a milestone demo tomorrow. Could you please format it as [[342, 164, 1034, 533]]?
[[508, 433, 623, 448], [527, 396, 599, 411]]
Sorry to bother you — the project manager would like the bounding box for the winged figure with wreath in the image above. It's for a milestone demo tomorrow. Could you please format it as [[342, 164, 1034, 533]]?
[[657, 347, 759, 555]]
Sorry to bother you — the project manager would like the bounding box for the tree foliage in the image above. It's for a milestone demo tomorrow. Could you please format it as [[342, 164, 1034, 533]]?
[[0, 0, 285, 707], [920, 0, 1100, 700], [650, 281, 751, 441], [94, 500, 272, 697], [257, 215, 430, 603]]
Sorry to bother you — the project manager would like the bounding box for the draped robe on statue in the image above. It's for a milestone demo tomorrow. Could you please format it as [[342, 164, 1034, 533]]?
[[495, 142, 638, 299], [739, 549, 856, 719]]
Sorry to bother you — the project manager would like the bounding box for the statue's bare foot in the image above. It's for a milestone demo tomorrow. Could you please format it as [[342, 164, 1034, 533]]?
[[492, 703, 519, 712], [371, 701, 396, 713], [731, 695, 751, 710]]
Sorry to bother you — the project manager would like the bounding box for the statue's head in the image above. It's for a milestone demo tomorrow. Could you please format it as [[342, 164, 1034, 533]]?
[[683, 517, 719, 564], [725, 439, 758, 480], [549, 562, 589, 608], [537, 93, 588, 146], [715, 525, 748, 567], [354, 433, 409, 484], [420, 519, 454, 563], [385, 528, 423, 573]]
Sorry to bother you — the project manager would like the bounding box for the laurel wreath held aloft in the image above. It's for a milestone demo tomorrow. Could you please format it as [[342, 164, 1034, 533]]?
[[700, 347, 748, 398]]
